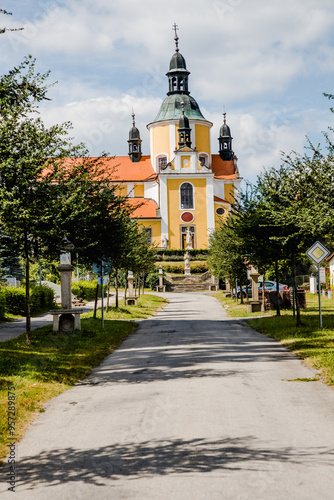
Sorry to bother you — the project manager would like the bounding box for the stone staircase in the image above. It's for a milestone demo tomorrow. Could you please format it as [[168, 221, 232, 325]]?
[[165, 272, 217, 293]]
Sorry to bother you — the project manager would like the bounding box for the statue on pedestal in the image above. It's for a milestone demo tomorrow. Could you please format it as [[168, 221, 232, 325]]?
[[184, 251, 191, 276]]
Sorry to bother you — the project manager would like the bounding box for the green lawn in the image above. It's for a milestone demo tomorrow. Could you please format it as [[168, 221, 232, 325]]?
[[215, 291, 334, 388], [0, 293, 167, 465], [213, 292, 275, 318]]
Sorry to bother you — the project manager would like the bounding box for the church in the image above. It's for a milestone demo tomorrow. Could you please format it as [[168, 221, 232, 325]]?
[[105, 27, 242, 250]]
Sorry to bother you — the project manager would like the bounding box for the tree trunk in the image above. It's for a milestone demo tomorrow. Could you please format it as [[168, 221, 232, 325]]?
[[261, 270, 266, 312], [24, 240, 31, 345], [115, 270, 119, 308], [93, 281, 99, 319], [275, 259, 281, 316], [293, 253, 302, 326], [137, 273, 141, 297], [239, 276, 244, 304], [124, 270, 128, 306], [142, 271, 145, 295]]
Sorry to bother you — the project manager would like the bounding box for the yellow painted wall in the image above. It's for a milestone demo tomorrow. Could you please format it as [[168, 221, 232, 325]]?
[[224, 183, 235, 204], [139, 220, 161, 247], [114, 184, 127, 196], [134, 184, 144, 197], [195, 124, 211, 155], [167, 178, 208, 249], [181, 156, 191, 169], [214, 204, 229, 228], [152, 125, 170, 161]]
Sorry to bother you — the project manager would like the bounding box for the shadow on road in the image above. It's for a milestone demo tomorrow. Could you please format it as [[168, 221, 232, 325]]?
[[17, 436, 334, 486], [75, 318, 295, 386]]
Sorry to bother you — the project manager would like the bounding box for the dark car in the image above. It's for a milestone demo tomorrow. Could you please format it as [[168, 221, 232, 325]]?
[[234, 280, 288, 298]]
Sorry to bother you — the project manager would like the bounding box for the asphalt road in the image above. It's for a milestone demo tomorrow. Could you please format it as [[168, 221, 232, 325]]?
[[1, 292, 334, 499]]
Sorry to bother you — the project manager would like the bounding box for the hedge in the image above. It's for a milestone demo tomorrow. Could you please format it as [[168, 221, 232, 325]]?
[[156, 249, 209, 257], [71, 280, 107, 301], [160, 263, 208, 274], [0, 290, 6, 319], [2, 285, 55, 316]]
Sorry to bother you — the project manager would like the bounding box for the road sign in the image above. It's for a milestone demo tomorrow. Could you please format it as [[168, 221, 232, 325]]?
[[92, 260, 112, 277], [306, 241, 330, 265], [306, 241, 330, 329]]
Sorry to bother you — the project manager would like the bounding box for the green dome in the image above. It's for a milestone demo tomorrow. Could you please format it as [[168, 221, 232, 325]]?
[[129, 125, 140, 140], [219, 123, 231, 137], [169, 51, 187, 72], [152, 94, 206, 122]]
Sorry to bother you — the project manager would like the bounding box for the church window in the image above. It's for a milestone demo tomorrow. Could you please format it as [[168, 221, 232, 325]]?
[[145, 227, 152, 244], [158, 156, 167, 169], [199, 154, 208, 167], [180, 182, 194, 209], [216, 207, 225, 216]]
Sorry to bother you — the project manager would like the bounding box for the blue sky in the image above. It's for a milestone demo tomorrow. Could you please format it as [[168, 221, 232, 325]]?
[[2, 0, 334, 187]]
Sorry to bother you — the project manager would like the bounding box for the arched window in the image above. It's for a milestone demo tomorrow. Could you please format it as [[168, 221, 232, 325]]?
[[180, 182, 194, 209]]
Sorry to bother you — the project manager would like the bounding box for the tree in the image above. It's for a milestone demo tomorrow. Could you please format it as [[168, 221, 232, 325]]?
[[0, 57, 129, 343], [208, 216, 248, 302], [0, 9, 23, 34]]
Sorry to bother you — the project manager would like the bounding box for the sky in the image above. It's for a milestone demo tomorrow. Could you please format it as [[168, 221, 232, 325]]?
[[2, 0, 334, 188]]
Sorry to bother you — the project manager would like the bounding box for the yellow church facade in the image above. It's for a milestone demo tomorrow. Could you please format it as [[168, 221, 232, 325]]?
[[107, 30, 242, 250]]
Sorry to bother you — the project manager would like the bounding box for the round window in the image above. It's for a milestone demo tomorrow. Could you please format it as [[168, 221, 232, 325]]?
[[181, 212, 194, 223], [216, 207, 225, 216]]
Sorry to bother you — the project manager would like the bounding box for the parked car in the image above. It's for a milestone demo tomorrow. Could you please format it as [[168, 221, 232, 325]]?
[[233, 280, 288, 298]]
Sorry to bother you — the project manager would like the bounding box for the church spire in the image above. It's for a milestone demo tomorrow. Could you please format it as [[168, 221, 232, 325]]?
[[173, 22, 179, 52], [128, 112, 142, 163], [218, 111, 233, 161], [166, 24, 190, 96]]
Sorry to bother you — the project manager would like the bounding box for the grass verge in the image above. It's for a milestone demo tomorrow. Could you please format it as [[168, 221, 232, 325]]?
[[214, 291, 334, 388], [86, 293, 168, 321], [212, 292, 275, 318], [0, 293, 167, 465], [247, 292, 334, 387]]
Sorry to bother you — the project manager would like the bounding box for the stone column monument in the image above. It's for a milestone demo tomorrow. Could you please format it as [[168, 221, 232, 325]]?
[[126, 271, 138, 305], [247, 266, 261, 313], [50, 239, 83, 332], [156, 265, 166, 292]]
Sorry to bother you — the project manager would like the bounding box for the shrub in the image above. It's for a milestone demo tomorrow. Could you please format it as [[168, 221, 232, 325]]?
[[160, 262, 208, 274], [146, 272, 160, 290], [71, 280, 107, 301], [2, 284, 55, 316], [0, 290, 6, 319]]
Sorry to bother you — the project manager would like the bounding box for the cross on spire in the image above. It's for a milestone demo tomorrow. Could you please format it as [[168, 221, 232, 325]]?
[[173, 22, 179, 52], [131, 110, 135, 127]]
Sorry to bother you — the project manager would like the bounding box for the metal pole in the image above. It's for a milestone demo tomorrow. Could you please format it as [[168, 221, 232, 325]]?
[[318, 263, 322, 328], [101, 261, 104, 328], [39, 252, 42, 285]]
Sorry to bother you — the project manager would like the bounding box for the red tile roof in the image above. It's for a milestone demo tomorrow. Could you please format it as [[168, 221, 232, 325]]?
[[211, 155, 237, 179], [214, 195, 229, 204], [103, 155, 157, 182], [55, 155, 157, 183], [127, 198, 159, 219]]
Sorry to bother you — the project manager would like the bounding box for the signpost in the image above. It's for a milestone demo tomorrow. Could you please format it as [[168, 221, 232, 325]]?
[[92, 260, 112, 327], [306, 241, 330, 328]]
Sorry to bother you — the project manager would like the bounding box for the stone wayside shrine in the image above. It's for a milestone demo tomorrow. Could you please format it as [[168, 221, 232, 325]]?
[[51, 240, 83, 332]]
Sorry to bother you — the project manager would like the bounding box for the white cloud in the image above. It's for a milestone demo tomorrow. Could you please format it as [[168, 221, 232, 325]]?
[[2, 0, 334, 187]]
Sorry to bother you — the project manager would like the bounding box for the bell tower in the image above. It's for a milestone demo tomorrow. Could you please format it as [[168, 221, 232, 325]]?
[[218, 112, 233, 161], [128, 112, 142, 163]]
